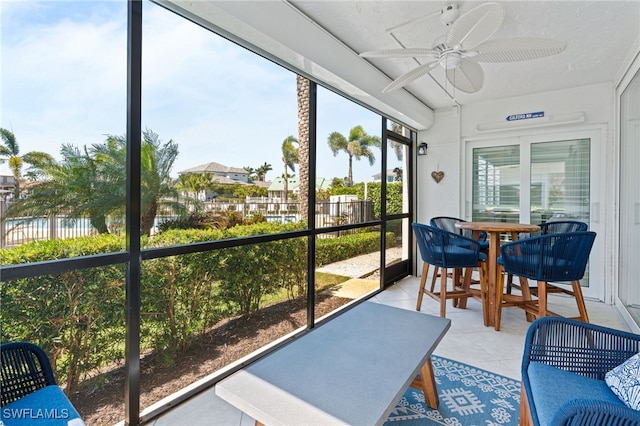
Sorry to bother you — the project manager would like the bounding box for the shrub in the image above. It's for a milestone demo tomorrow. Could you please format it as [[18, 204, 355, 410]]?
[[216, 222, 307, 313], [0, 221, 393, 387], [143, 228, 226, 363], [0, 234, 126, 395], [316, 231, 396, 267]]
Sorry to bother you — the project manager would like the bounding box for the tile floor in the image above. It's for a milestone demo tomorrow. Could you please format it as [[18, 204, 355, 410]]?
[[150, 274, 630, 426]]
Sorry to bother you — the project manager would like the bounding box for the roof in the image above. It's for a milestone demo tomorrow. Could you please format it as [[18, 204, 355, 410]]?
[[210, 175, 249, 185], [178, 162, 247, 175]]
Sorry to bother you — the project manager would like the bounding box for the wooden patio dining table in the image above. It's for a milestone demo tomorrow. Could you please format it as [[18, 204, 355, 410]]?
[[455, 221, 540, 328]]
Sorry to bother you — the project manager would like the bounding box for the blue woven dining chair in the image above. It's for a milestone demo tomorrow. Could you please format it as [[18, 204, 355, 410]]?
[[429, 216, 489, 249], [506, 220, 589, 294], [496, 231, 596, 331], [430, 216, 488, 298], [412, 222, 487, 319]]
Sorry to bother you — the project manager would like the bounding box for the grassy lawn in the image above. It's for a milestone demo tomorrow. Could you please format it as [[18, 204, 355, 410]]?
[[260, 271, 351, 306]]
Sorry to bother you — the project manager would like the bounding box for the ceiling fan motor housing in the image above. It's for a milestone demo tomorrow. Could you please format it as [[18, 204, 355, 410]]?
[[440, 4, 460, 27]]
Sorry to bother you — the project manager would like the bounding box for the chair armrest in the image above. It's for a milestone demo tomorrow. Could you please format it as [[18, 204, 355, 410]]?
[[522, 317, 640, 380], [551, 399, 640, 426]]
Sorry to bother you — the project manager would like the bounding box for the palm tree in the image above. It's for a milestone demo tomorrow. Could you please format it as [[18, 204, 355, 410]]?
[[297, 75, 310, 224], [0, 128, 51, 198], [177, 172, 212, 201], [104, 129, 185, 236], [243, 166, 257, 181], [327, 125, 381, 186], [281, 135, 298, 203], [256, 162, 273, 181], [9, 129, 185, 236], [8, 143, 114, 233]]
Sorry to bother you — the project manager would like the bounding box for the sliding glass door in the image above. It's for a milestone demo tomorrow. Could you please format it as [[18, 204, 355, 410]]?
[[618, 68, 640, 326], [466, 130, 603, 299]]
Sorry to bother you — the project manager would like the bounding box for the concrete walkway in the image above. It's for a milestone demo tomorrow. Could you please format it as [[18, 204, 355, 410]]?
[[316, 247, 403, 298], [316, 247, 403, 278]]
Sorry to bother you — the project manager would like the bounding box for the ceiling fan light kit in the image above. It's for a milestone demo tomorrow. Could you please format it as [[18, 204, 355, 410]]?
[[360, 2, 568, 94]]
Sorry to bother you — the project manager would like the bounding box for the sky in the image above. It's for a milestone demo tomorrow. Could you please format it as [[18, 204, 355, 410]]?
[[0, 1, 391, 183]]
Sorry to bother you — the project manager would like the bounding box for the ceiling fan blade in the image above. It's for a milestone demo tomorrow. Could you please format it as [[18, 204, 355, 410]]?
[[446, 59, 484, 93], [473, 37, 568, 62], [360, 48, 439, 58], [382, 61, 437, 93], [446, 2, 504, 50]]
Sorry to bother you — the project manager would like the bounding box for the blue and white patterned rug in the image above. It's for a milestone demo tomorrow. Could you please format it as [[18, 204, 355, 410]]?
[[385, 356, 521, 425]]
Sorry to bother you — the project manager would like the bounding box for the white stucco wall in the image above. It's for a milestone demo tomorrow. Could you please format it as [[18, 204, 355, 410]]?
[[415, 82, 616, 302], [417, 82, 615, 227]]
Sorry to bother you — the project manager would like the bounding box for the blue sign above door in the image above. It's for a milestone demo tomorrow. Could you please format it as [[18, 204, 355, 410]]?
[[506, 111, 544, 121]]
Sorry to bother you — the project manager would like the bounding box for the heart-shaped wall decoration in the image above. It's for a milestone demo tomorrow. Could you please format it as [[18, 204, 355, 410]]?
[[431, 171, 445, 183]]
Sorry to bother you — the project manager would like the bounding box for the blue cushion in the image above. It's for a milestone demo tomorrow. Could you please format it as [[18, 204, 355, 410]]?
[[605, 352, 640, 410], [1, 385, 85, 425], [527, 361, 625, 425]]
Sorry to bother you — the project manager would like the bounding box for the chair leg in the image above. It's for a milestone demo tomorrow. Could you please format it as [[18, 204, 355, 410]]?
[[416, 262, 429, 311], [519, 277, 536, 322], [571, 280, 589, 322], [452, 268, 463, 308], [456, 267, 473, 309], [495, 266, 504, 331], [537, 281, 548, 318], [439, 267, 447, 318], [506, 272, 514, 295], [479, 262, 489, 327], [520, 383, 533, 426]]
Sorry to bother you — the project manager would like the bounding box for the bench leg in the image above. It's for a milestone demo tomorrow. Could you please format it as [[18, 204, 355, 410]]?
[[410, 357, 439, 409]]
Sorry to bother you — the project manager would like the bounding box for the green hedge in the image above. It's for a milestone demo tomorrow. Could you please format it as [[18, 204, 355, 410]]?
[[315, 231, 396, 267], [332, 181, 404, 218], [0, 223, 393, 391], [0, 235, 126, 395]]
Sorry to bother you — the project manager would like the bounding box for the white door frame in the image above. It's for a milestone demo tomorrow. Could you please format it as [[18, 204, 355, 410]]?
[[464, 127, 604, 301]]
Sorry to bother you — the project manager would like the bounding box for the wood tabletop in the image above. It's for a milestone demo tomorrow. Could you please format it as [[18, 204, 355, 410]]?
[[455, 221, 540, 233]]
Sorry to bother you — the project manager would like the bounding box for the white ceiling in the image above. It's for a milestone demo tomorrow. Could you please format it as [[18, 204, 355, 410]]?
[[290, 0, 640, 110], [163, 0, 639, 127]]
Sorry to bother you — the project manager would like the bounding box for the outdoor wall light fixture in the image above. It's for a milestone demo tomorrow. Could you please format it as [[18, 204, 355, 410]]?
[[417, 142, 428, 156]]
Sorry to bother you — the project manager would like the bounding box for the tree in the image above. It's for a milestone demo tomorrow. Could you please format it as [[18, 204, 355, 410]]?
[[8, 129, 185, 236], [8, 143, 114, 233], [104, 129, 185, 236], [281, 135, 298, 203], [297, 75, 310, 224], [176, 172, 212, 200], [327, 125, 381, 186], [255, 162, 272, 181], [243, 166, 257, 181], [0, 128, 51, 198]]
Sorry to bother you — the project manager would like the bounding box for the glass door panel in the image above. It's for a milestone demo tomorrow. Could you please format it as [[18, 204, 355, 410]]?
[[472, 145, 521, 223], [619, 69, 640, 326], [530, 140, 590, 224], [468, 132, 601, 299], [384, 129, 412, 286]]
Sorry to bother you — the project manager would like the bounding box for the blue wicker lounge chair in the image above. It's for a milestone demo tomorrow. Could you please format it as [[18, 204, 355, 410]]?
[[521, 317, 640, 426], [1, 341, 85, 425]]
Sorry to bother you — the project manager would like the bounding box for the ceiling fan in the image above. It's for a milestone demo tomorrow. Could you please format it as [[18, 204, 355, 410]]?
[[359, 2, 567, 94]]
